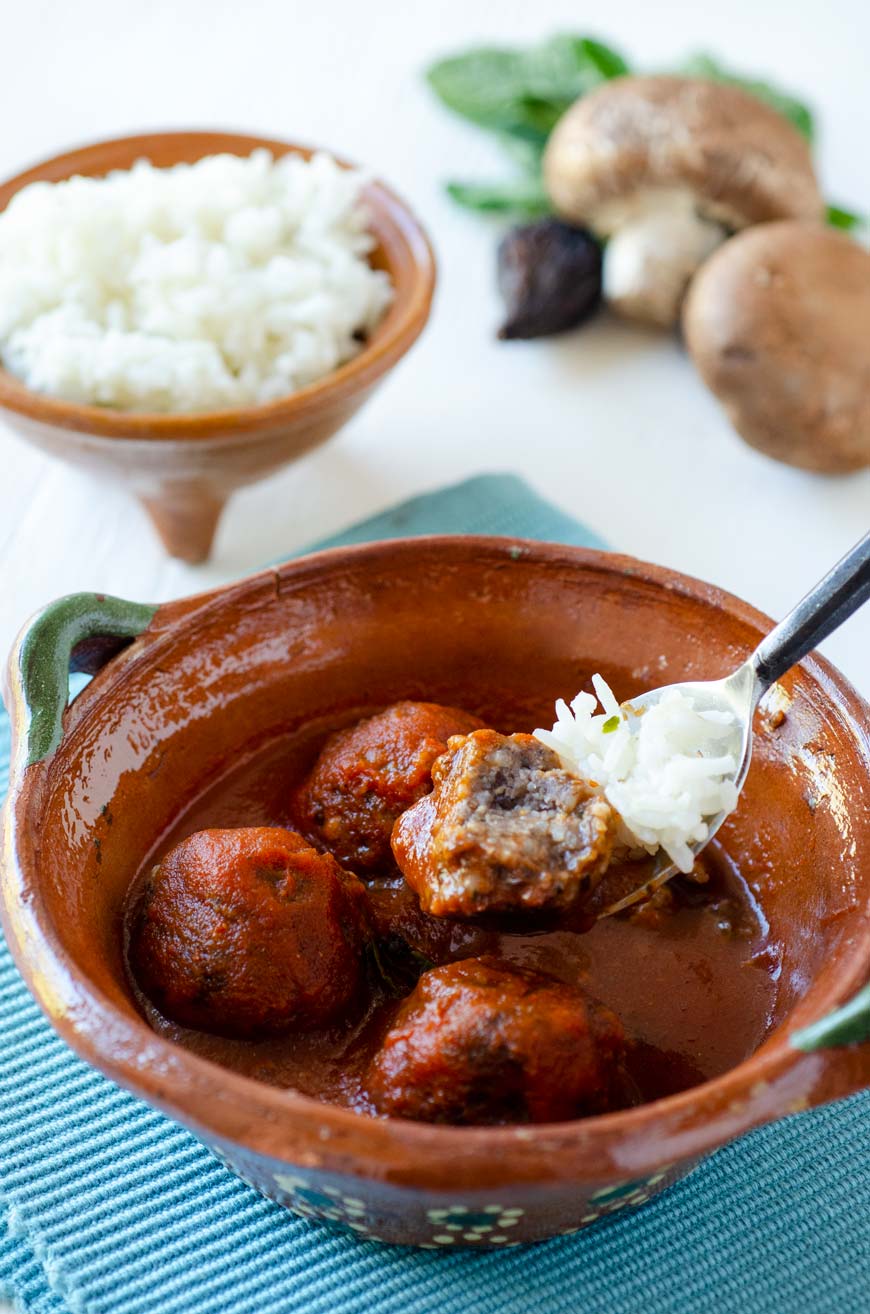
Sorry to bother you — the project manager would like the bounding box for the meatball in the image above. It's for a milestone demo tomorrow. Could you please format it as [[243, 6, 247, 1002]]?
[[292, 701, 484, 872], [367, 956, 628, 1124], [130, 827, 370, 1037], [392, 730, 616, 917]]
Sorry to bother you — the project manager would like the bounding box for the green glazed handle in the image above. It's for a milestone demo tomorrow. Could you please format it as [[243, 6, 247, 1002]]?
[[791, 983, 870, 1052], [12, 592, 157, 768]]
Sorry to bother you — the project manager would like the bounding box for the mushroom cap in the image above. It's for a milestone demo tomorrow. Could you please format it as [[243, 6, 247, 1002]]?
[[683, 222, 870, 474], [544, 76, 823, 233]]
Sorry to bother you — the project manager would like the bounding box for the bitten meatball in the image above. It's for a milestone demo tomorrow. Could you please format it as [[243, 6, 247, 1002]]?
[[292, 701, 484, 872], [367, 957, 628, 1124], [392, 730, 616, 917], [130, 827, 370, 1037]]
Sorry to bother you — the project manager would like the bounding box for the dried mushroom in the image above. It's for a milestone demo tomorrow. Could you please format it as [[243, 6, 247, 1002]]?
[[496, 219, 602, 339]]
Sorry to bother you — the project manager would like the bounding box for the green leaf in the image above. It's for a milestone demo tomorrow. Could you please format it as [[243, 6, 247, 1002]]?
[[790, 983, 870, 1051], [602, 714, 621, 734], [368, 937, 434, 996], [827, 202, 867, 232], [493, 132, 547, 173], [680, 53, 815, 141], [427, 34, 630, 143], [427, 47, 555, 142], [575, 37, 631, 80], [521, 34, 629, 102], [446, 177, 553, 218]]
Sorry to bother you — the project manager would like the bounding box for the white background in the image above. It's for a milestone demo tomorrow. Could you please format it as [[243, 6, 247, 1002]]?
[[0, 3, 867, 1307]]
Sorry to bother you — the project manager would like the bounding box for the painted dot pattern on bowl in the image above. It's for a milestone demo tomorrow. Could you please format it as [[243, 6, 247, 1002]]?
[[211, 1145, 681, 1247]]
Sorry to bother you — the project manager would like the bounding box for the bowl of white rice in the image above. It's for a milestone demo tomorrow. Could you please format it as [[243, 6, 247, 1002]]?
[[0, 131, 435, 561]]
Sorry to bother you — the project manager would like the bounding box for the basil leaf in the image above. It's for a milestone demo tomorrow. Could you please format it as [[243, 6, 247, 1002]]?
[[446, 177, 553, 218], [427, 47, 556, 142], [827, 202, 867, 232], [427, 34, 630, 143], [494, 133, 547, 173], [680, 53, 815, 141], [521, 34, 629, 102], [575, 37, 631, 81], [368, 937, 434, 996]]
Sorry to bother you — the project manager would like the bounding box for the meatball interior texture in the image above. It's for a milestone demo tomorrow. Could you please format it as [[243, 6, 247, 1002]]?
[[392, 730, 616, 917], [368, 956, 628, 1125], [130, 827, 370, 1038], [292, 700, 484, 873]]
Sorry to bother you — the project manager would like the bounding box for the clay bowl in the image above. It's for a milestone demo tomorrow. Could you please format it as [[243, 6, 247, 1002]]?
[[3, 538, 870, 1247], [0, 132, 435, 562]]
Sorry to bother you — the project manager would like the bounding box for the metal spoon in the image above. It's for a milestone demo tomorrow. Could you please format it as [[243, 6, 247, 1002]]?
[[599, 529, 870, 919]]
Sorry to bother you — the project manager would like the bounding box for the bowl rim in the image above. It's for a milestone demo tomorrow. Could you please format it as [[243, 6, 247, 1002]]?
[[4, 535, 870, 1188], [0, 130, 436, 440]]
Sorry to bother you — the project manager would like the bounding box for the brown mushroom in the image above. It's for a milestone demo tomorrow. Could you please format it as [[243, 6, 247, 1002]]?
[[683, 222, 870, 473], [543, 76, 823, 327]]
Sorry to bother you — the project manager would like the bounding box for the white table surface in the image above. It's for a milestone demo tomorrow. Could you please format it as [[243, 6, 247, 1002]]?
[[0, 0, 868, 1307]]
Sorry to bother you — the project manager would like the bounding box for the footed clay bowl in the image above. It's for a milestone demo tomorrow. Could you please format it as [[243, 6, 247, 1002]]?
[[0, 132, 435, 562], [3, 538, 870, 1247]]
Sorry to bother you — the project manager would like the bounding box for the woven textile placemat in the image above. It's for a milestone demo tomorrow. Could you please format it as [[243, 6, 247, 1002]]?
[[1, 474, 867, 1314]]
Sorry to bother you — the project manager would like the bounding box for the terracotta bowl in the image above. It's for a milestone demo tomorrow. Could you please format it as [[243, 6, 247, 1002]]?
[[3, 538, 870, 1247], [0, 132, 435, 562]]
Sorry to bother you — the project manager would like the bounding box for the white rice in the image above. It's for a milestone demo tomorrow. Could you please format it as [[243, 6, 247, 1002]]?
[[0, 149, 393, 412], [535, 674, 741, 873]]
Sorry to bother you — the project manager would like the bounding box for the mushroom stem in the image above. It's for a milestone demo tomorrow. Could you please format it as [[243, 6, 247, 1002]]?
[[602, 208, 727, 328]]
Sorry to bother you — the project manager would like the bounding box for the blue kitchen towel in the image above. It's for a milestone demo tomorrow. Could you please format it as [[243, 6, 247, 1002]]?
[[1, 473, 868, 1314]]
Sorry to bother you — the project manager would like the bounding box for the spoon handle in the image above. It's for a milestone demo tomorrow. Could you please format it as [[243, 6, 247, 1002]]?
[[752, 530, 870, 691]]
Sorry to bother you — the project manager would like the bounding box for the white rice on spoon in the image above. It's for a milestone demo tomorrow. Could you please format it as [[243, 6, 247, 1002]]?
[[534, 674, 741, 872]]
